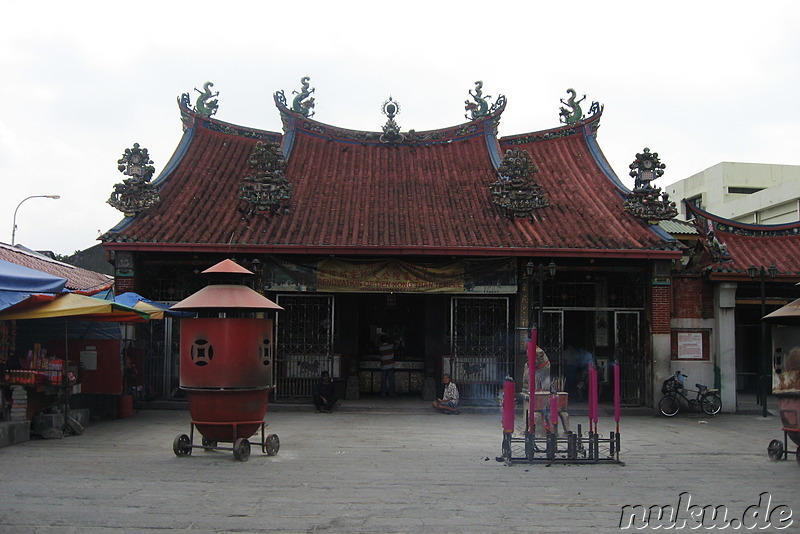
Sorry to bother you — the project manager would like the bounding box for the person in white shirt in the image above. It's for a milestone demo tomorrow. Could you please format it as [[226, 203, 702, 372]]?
[[432, 373, 460, 414]]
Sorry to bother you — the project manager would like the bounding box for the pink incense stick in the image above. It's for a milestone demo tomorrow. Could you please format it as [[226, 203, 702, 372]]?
[[614, 361, 621, 424], [528, 328, 537, 433], [502, 376, 515, 434], [589, 363, 597, 429]]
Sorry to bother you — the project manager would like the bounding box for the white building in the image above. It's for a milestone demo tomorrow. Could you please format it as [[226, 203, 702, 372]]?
[[667, 162, 800, 224]]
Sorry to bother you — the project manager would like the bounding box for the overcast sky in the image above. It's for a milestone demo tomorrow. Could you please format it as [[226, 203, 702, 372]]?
[[3, 1, 799, 255]]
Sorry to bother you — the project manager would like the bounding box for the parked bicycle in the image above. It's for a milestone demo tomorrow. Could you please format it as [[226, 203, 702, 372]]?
[[659, 371, 722, 416]]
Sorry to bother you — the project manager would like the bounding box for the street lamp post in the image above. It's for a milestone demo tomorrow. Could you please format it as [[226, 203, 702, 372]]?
[[747, 263, 778, 418], [11, 195, 61, 246]]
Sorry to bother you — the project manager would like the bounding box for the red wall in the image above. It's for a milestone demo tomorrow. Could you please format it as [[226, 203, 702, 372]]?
[[651, 285, 672, 334], [47, 339, 123, 395], [672, 276, 714, 319]]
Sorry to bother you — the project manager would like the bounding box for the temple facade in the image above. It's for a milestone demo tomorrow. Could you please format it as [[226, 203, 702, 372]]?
[[100, 80, 697, 407]]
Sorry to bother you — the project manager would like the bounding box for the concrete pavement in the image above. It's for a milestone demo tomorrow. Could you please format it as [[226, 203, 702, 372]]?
[[0, 401, 797, 533]]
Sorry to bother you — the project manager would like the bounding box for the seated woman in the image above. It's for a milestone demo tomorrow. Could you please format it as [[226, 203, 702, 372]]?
[[432, 373, 460, 414], [312, 371, 337, 413]]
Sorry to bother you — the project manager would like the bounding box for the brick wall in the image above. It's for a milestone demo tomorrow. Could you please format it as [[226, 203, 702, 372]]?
[[672, 276, 713, 319], [650, 285, 672, 334]]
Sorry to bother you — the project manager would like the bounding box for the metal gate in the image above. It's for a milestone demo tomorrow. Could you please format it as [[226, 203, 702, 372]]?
[[615, 311, 646, 405], [275, 294, 334, 399], [539, 310, 564, 388], [449, 296, 511, 402]]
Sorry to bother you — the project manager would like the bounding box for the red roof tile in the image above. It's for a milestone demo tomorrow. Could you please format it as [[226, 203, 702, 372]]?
[[102, 100, 679, 259], [0, 244, 112, 293], [686, 204, 800, 279]]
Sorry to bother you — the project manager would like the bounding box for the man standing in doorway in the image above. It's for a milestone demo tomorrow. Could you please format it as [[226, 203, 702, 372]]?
[[378, 334, 396, 396]]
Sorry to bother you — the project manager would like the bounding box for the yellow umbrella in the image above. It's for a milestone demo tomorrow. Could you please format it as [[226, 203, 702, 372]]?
[[131, 300, 166, 320], [0, 292, 150, 322]]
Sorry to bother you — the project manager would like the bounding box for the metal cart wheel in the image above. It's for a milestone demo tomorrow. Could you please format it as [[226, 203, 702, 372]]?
[[767, 439, 784, 461], [265, 433, 280, 456], [701, 393, 722, 415], [201, 437, 218, 450], [659, 395, 680, 417], [233, 438, 251, 462], [173, 434, 192, 457]]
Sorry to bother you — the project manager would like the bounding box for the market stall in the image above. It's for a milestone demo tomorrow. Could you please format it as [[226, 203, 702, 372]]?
[[0, 293, 149, 434]]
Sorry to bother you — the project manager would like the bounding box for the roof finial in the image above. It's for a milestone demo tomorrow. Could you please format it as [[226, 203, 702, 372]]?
[[623, 148, 677, 223], [291, 77, 315, 117], [380, 97, 405, 144], [558, 88, 585, 125], [194, 81, 219, 118], [108, 143, 161, 217]]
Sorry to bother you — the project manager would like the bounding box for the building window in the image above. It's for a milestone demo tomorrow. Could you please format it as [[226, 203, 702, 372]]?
[[727, 186, 763, 195], [685, 196, 702, 219]]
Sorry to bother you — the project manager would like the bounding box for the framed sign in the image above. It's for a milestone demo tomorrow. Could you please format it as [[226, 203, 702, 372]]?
[[671, 331, 709, 360]]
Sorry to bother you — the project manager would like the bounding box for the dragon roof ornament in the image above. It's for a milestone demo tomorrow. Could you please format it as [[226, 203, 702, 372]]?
[[623, 148, 678, 223], [489, 148, 549, 218], [558, 88, 603, 125], [465, 81, 506, 121], [193, 81, 219, 118], [107, 143, 161, 217], [238, 141, 293, 217], [274, 77, 316, 118], [291, 76, 315, 117]]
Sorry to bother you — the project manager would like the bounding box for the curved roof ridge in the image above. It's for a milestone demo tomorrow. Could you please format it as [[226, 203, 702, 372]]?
[[685, 202, 800, 234], [274, 92, 507, 146], [500, 106, 603, 144], [177, 96, 282, 142]]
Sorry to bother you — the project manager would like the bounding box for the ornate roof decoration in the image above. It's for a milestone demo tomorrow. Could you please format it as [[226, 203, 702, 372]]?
[[464, 81, 506, 121], [691, 215, 733, 263], [193, 81, 219, 118], [623, 148, 678, 223], [704, 230, 732, 263], [107, 143, 160, 217], [238, 141, 292, 217], [380, 97, 405, 144], [489, 148, 549, 218], [558, 88, 586, 125], [291, 76, 315, 117]]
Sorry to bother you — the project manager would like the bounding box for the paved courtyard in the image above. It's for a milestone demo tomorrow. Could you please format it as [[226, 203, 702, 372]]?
[[0, 403, 797, 533]]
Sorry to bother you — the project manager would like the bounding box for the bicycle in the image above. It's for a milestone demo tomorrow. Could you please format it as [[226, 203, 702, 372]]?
[[658, 372, 722, 416]]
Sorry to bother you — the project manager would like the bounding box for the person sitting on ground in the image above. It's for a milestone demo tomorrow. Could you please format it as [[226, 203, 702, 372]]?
[[313, 370, 337, 413], [432, 373, 460, 414]]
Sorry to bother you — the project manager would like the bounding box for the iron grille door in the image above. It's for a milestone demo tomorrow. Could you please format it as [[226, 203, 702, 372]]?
[[615, 311, 645, 405], [540, 310, 564, 389], [275, 294, 334, 399], [450, 297, 511, 402]]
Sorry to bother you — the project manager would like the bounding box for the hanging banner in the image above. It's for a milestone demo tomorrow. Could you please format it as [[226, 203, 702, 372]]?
[[317, 258, 463, 293], [261, 256, 517, 294]]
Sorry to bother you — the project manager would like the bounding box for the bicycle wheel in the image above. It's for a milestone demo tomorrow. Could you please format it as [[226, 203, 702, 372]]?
[[659, 395, 680, 417], [701, 393, 722, 415]]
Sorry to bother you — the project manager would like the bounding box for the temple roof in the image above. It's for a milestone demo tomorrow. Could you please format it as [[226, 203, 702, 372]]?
[[101, 92, 680, 259], [685, 203, 800, 279]]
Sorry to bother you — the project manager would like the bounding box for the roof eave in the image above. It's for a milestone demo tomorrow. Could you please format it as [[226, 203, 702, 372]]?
[[101, 242, 681, 259]]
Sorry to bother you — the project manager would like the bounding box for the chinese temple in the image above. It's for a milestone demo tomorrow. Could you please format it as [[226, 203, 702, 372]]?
[[101, 79, 687, 406]]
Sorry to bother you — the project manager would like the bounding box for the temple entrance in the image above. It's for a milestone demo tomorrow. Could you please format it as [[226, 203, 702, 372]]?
[[355, 294, 430, 396], [539, 309, 645, 405]]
